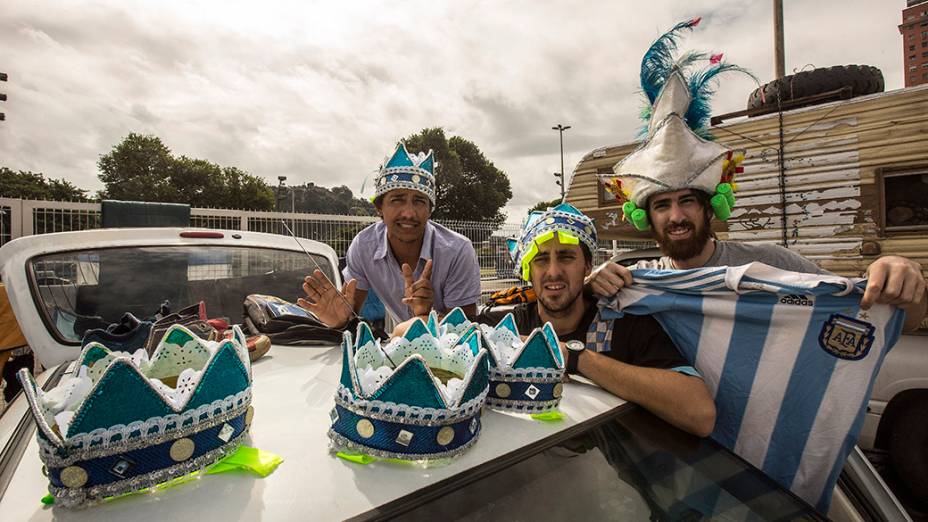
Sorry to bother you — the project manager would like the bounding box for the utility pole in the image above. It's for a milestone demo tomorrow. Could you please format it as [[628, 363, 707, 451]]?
[[277, 176, 287, 212], [0, 72, 7, 121], [552, 124, 571, 201], [773, 0, 785, 79]]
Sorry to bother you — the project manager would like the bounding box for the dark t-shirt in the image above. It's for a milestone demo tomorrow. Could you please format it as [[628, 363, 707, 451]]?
[[477, 297, 691, 371]]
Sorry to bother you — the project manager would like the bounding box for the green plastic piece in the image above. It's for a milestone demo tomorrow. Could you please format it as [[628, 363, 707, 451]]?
[[711, 194, 732, 221], [336, 451, 377, 465], [206, 446, 283, 477], [716, 183, 735, 207], [531, 410, 566, 422], [622, 201, 637, 218], [630, 208, 650, 231], [41, 493, 54, 505]]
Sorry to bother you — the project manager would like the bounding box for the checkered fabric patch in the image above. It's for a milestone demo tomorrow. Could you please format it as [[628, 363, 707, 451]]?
[[585, 311, 614, 353]]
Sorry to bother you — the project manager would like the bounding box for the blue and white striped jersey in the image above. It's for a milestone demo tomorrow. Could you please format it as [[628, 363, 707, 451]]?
[[600, 262, 906, 512]]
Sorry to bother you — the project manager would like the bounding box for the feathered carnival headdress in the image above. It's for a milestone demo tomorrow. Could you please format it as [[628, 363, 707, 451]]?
[[600, 17, 756, 231]]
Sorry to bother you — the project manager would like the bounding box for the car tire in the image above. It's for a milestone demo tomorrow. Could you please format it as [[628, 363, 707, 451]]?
[[746, 65, 884, 112], [887, 400, 928, 501]]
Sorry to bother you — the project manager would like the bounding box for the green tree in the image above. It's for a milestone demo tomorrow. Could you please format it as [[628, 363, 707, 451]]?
[[0, 168, 89, 200], [97, 133, 275, 210], [401, 128, 512, 223], [289, 183, 375, 216], [529, 197, 562, 213]]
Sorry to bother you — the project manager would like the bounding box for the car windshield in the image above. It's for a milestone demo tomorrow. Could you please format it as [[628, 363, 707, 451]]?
[[28, 245, 333, 344], [394, 406, 822, 521]]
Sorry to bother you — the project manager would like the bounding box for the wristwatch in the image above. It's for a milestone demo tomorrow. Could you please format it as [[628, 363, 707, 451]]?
[[565, 340, 586, 375]]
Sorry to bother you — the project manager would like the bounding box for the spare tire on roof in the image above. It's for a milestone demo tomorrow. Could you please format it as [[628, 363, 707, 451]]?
[[746, 65, 884, 112]]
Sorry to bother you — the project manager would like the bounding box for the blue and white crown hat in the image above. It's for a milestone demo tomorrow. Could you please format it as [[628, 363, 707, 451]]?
[[507, 202, 598, 281], [375, 142, 437, 205], [16, 324, 253, 508], [329, 308, 489, 460], [478, 314, 565, 413]]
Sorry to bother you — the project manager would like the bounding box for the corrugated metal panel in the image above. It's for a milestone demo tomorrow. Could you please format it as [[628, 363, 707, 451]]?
[[568, 85, 928, 277]]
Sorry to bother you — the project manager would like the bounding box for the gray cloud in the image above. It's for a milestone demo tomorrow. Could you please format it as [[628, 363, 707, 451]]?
[[0, 0, 904, 220]]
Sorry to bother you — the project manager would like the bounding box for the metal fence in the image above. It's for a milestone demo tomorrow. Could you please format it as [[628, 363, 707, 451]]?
[[0, 198, 653, 300]]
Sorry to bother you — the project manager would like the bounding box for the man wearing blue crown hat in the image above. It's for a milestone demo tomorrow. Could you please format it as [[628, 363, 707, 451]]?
[[299, 142, 481, 328], [478, 202, 717, 437], [584, 18, 926, 511]]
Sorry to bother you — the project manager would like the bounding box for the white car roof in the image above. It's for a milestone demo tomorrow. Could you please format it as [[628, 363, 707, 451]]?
[[0, 342, 625, 520]]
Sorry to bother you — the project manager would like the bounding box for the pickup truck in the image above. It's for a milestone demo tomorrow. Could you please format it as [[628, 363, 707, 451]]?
[[0, 228, 910, 520]]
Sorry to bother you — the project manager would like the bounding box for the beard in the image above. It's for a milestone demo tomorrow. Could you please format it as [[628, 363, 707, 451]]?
[[535, 277, 584, 317], [655, 218, 712, 261]]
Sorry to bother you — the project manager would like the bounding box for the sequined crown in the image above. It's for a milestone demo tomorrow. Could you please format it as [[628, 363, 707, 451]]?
[[508, 202, 598, 281], [329, 308, 489, 460], [375, 142, 437, 204], [17, 324, 253, 508], [477, 314, 565, 413]]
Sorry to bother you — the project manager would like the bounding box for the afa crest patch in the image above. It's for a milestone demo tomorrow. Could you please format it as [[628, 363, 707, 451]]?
[[819, 314, 875, 360]]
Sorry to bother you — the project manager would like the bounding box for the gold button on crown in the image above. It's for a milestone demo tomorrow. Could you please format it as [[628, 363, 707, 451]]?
[[245, 405, 255, 427], [553, 383, 564, 398], [60, 466, 88, 489], [170, 438, 196, 462], [495, 383, 511, 398], [436, 426, 455, 446], [357, 419, 375, 439]]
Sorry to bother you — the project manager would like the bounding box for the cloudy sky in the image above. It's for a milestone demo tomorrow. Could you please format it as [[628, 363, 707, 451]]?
[[0, 0, 906, 220]]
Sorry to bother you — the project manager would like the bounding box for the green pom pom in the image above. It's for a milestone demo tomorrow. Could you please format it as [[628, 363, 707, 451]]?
[[711, 193, 731, 220], [622, 201, 637, 218], [630, 208, 649, 231], [716, 183, 735, 207]]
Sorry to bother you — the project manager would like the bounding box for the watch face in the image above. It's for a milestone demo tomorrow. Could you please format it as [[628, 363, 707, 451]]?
[[566, 340, 585, 352]]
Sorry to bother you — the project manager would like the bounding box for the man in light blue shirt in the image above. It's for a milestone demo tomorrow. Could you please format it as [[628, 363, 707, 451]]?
[[299, 142, 480, 327]]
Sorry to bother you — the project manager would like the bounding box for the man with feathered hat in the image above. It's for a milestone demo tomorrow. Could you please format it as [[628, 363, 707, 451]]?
[[590, 18, 926, 332], [589, 18, 927, 511], [299, 142, 481, 327]]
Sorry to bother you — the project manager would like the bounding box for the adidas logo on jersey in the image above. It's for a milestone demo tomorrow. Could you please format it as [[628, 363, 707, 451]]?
[[780, 294, 814, 306]]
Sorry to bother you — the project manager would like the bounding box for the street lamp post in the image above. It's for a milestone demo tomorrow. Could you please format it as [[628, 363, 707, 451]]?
[[277, 176, 287, 212], [552, 124, 571, 201]]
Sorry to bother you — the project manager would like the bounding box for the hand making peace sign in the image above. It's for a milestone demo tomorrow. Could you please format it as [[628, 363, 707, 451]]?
[[401, 259, 433, 317]]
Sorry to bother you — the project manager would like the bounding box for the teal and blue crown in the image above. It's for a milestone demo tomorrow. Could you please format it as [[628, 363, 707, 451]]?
[[479, 314, 565, 413], [508, 202, 598, 281], [329, 308, 489, 460], [375, 142, 437, 204], [17, 324, 253, 508]]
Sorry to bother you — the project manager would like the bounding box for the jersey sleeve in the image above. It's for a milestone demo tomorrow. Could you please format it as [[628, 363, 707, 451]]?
[[342, 238, 371, 291], [440, 242, 481, 309]]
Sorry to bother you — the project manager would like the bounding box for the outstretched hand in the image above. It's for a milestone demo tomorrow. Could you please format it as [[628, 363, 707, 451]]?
[[585, 261, 634, 298], [402, 259, 434, 317], [298, 269, 357, 329], [862, 256, 927, 331]]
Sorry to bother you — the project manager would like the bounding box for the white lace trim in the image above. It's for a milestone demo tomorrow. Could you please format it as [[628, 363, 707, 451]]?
[[336, 386, 487, 425], [490, 367, 563, 382]]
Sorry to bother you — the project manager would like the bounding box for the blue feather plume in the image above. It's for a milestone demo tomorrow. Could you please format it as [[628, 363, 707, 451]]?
[[637, 17, 759, 139], [640, 18, 701, 105], [685, 62, 760, 138]]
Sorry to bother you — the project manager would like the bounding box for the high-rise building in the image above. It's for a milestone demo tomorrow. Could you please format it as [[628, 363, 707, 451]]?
[[900, 0, 928, 87]]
